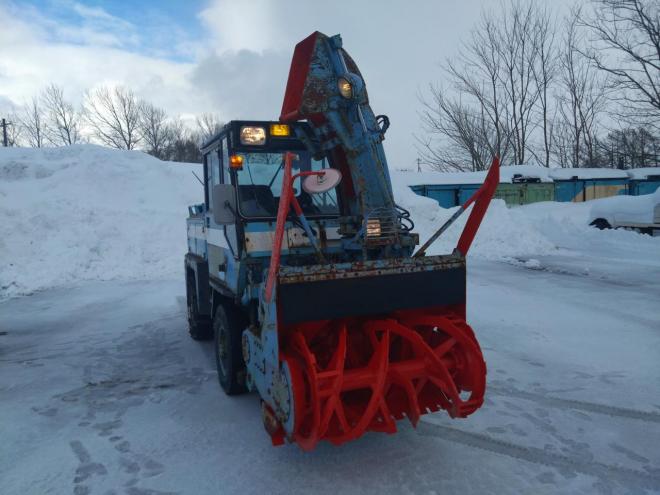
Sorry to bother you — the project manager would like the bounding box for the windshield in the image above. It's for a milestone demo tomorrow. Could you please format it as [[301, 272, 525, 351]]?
[[235, 151, 339, 218]]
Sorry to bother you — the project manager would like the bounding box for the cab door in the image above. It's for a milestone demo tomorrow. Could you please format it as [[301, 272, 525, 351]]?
[[206, 141, 237, 285], [220, 136, 241, 258]]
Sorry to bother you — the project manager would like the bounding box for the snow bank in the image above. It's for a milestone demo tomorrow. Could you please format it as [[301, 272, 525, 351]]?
[[2, 145, 656, 300], [0, 145, 202, 299], [392, 180, 557, 259]]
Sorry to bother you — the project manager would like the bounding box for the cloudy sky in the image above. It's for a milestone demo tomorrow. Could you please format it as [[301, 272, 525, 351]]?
[[1, 0, 509, 166]]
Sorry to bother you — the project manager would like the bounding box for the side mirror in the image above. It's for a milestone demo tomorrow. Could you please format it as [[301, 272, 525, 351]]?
[[302, 169, 342, 194], [212, 184, 237, 225]]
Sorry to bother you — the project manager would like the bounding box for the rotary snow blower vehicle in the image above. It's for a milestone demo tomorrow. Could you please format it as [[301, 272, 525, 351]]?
[[184, 31, 500, 450]]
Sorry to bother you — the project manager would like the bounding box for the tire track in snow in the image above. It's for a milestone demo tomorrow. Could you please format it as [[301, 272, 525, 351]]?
[[418, 422, 660, 491], [488, 386, 660, 424]]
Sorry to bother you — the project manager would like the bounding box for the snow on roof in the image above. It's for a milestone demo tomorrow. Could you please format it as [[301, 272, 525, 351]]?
[[548, 168, 630, 180], [626, 167, 660, 180], [396, 165, 646, 187], [395, 164, 552, 186]]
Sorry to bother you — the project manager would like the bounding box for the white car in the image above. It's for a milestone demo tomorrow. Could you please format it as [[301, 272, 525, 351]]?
[[590, 188, 660, 235]]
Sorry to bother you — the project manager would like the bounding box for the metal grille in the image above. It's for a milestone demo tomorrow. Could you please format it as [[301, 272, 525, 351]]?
[[363, 207, 400, 246]]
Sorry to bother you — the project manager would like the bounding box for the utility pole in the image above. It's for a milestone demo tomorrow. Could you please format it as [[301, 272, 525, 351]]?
[[416, 157, 422, 173], [1, 118, 8, 147]]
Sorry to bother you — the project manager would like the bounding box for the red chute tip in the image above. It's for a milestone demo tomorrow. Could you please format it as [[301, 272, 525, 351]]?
[[280, 31, 322, 122]]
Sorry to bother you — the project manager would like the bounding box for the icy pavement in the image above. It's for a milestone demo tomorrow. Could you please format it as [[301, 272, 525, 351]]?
[[1, 257, 659, 495]]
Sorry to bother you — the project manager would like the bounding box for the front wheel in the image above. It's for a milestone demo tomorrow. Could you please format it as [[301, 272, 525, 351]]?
[[590, 218, 611, 230], [214, 304, 247, 395]]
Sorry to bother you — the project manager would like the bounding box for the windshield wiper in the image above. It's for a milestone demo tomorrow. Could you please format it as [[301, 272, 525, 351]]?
[[267, 158, 284, 189]]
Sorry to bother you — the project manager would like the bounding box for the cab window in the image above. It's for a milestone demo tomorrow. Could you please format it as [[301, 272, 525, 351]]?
[[234, 151, 339, 219]]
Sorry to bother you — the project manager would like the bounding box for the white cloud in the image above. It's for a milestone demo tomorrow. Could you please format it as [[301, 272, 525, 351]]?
[[198, 0, 288, 54], [0, 2, 196, 111], [1, 0, 504, 166]]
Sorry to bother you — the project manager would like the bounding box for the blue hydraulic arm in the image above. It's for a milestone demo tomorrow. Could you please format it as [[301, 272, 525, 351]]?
[[279, 31, 415, 257]]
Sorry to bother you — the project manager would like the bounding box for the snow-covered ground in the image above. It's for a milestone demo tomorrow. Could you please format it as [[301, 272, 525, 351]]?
[[2, 259, 659, 494], [1, 146, 660, 494]]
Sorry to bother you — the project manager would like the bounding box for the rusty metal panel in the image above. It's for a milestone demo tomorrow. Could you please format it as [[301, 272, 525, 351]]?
[[278, 254, 465, 284]]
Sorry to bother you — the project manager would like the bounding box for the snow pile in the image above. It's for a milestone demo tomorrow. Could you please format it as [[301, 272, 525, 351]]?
[[0, 145, 202, 299], [2, 145, 656, 300], [392, 181, 557, 259]]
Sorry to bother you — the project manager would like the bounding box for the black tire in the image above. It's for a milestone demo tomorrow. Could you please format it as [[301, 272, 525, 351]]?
[[186, 273, 212, 341], [214, 304, 247, 395], [590, 218, 611, 230]]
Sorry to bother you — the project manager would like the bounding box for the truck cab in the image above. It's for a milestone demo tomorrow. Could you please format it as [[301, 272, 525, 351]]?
[[185, 120, 341, 342]]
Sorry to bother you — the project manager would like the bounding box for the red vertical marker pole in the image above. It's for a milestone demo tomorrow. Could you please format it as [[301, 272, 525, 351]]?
[[455, 156, 500, 256], [264, 152, 295, 303]]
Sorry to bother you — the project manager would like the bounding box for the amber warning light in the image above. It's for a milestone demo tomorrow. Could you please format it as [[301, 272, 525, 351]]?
[[229, 155, 244, 169], [270, 124, 290, 137]]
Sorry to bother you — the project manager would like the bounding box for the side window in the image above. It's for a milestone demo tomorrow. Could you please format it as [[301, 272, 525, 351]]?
[[217, 140, 224, 184], [222, 138, 230, 184], [203, 154, 210, 208], [209, 149, 220, 187]]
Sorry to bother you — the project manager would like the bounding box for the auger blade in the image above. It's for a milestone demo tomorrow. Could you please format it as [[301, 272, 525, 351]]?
[[277, 311, 486, 450]]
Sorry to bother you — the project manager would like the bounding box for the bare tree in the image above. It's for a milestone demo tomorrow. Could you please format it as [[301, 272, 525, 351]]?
[[419, 1, 560, 170], [195, 112, 223, 143], [83, 86, 142, 150], [498, 0, 544, 164], [418, 9, 512, 171], [18, 97, 48, 148], [596, 126, 659, 168], [139, 103, 171, 159], [418, 87, 504, 171], [446, 12, 509, 161], [580, 0, 660, 130], [42, 84, 80, 146], [550, 119, 575, 168], [530, 4, 559, 167], [555, 8, 608, 167]]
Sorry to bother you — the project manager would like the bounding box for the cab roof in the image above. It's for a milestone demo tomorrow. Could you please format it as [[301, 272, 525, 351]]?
[[200, 120, 312, 154]]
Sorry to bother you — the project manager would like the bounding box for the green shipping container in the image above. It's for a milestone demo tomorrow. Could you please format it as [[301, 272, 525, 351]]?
[[524, 183, 554, 204], [493, 183, 554, 206]]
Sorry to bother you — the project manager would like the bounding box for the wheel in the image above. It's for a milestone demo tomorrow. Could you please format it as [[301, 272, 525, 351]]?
[[590, 218, 611, 230], [214, 304, 247, 395], [186, 272, 212, 341]]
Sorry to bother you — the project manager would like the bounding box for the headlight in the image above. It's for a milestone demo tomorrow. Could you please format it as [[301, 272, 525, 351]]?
[[240, 126, 266, 145], [338, 77, 353, 99], [366, 218, 381, 237]]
